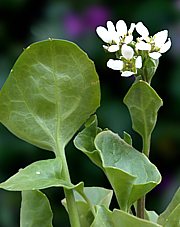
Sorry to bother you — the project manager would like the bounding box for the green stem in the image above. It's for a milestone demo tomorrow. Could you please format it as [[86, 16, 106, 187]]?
[[137, 135, 151, 219], [56, 146, 80, 227], [64, 188, 81, 227]]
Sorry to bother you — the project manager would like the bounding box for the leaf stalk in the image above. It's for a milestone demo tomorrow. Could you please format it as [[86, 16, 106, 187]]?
[[56, 146, 80, 227], [137, 134, 151, 219]]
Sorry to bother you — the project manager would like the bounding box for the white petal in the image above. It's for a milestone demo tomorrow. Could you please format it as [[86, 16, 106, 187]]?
[[124, 35, 133, 44], [107, 59, 123, 70], [136, 22, 149, 38], [135, 56, 142, 68], [108, 45, 119, 52], [160, 38, 171, 53], [121, 71, 134, 77], [154, 30, 168, 48], [116, 20, 127, 36], [96, 26, 112, 43], [103, 45, 108, 50], [107, 21, 116, 33], [149, 52, 162, 59], [107, 21, 120, 44], [121, 44, 134, 60], [128, 23, 136, 34], [113, 33, 120, 44], [136, 41, 151, 50]]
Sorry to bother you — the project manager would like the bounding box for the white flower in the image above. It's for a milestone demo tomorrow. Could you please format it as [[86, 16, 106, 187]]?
[[107, 44, 142, 77], [107, 59, 134, 77], [96, 20, 136, 53], [116, 20, 135, 44], [136, 22, 149, 40], [96, 21, 119, 52], [149, 30, 171, 59], [152, 30, 171, 51], [135, 22, 171, 59]]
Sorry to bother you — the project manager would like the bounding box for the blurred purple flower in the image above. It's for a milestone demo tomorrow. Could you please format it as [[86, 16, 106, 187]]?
[[64, 13, 84, 37], [84, 5, 110, 30], [64, 5, 110, 38]]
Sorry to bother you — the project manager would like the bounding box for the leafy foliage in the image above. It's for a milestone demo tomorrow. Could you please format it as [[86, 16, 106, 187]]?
[[0, 37, 178, 227], [0, 39, 101, 226], [0, 39, 100, 154], [74, 116, 161, 211], [62, 187, 113, 227]]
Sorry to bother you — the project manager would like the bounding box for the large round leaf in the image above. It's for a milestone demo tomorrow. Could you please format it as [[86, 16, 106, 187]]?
[[0, 39, 100, 153]]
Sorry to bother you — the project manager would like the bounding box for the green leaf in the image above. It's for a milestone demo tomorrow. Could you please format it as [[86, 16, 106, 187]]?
[[62, 187, 113, 227], [0, 39, 100, 153], [161, 204, 180, 227], [74, 115, 102, 167], [94, 130, 161, 211], [91, 206, 162, 227], [143, 58, 159, 84], [74, 118, 161, 211], [20, 190, 53, 227], [124, 81, 163, 142], [158, 187, 180, 227], [123, 131, 132, 145], [0, 158, 83, 190], [75, 187, 113, 208]]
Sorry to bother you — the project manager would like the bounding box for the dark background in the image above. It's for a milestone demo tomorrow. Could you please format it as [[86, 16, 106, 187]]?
[[0, 0, 179, 226]]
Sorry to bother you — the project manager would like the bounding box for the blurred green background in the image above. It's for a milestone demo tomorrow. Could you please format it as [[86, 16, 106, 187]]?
[[0, 0, 179, 226]]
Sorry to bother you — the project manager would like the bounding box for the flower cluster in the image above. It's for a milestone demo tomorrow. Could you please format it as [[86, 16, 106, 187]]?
[[96, 20, 171, 77]]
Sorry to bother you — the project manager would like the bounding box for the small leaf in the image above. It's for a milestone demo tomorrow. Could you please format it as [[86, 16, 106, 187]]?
[[74, 115, 102, 167], [0, 39, 100, 154], [123, 131, 132, 145], [20, 190, 53, 227], [143, 58, 159, 84], [0, 158, 74, 190], [91, 206, 162, 227], [124, 81, 163, 141], [94, 130, 161, 211], [158, 187, 180, 226]]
